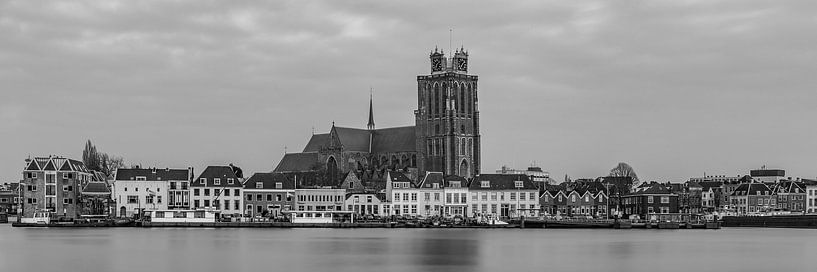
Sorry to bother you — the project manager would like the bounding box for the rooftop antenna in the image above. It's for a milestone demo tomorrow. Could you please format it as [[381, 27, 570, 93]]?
[[284, 146, 287, 154]]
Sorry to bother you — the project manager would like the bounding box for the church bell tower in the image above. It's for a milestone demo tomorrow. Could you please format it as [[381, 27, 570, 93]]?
[[415, 46, 480, 178]]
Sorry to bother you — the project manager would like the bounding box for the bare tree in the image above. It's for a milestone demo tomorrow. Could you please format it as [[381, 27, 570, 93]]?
[[82, 139, 126, 178], [609, 162, 640, 187]]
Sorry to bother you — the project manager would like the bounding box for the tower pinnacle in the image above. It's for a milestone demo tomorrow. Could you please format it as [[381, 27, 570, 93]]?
[[367, 89, 375, 130]]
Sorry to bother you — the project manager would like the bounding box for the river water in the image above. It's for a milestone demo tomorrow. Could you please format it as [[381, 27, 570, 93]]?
[[0, 224, 814, 272]]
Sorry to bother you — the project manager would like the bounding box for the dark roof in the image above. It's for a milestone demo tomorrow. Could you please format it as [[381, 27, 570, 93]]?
[[388, 171, 414, 187], [444, 175, 468, 187], [469, 174, 537, 190], [26, 157, 89, 173], [371, 126, 416, 153], [771, 181, 805, 194], [273, 153, 318, 173], [115, 168, 190, 181], [630, 183, 674, 195], [192, 166, 242, 187], [303, 134, 330, 152], [81, 182, 111, 194], [698, 181, 723, 190], [243, 173, 295, 190], [418, 172, 444, 188], [730, 183, 772, 196]]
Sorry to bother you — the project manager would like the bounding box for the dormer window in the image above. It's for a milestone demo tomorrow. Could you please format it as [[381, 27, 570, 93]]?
[[514, 181, 523, 188], [136, 176, 146, 181], [227, 178, 234, 185], [276, 182, 283, 189], [256, 183, 263, 189], [200, 178, 206, 184], [433, 184, 440, 189], [451, 181, 461, 188], [214, 178, 221, 185], [480, 181, 490, 188]]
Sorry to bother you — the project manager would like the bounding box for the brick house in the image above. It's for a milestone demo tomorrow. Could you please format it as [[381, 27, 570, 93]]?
[[730, 183, 774, 214], [20, 156, 96, 220], [191, 166, 244, 217], [622, 182, 679, 219], [771, 180, 806, 213], [242, 172, 295, 218]]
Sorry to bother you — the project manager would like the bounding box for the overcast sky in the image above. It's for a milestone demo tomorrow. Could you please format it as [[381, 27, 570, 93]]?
[[2, 0, 815, 183]]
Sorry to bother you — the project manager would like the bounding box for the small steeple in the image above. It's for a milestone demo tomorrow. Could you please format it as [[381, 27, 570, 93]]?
[[367, 88, 375, 130]]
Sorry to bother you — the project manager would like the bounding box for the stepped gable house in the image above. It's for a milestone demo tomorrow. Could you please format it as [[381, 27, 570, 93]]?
[[274, 47, 481, 185]]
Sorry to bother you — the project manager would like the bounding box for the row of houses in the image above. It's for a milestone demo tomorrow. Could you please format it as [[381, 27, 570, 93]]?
[[16, 155, 543, 220]]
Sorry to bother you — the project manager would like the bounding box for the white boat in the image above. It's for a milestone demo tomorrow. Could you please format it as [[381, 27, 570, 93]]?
[[287, 211, 355, 224], [145, 209, 219, 223], [20, 211, 52, 224]]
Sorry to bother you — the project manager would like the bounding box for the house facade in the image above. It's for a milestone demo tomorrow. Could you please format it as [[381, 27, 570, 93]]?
[[113, 167, 192, 217], [622, 182, 679, 218], [294, 188, 346, 211], [191, 166, 244, 216], [20, 156, 96, 219], [771, 181, 806, 213], [805, 180, 817, 214], [243, 173, 295, 218], [730, 183, 774, 214], [468, 174, 538, 219], [345, 193, 386, 217]]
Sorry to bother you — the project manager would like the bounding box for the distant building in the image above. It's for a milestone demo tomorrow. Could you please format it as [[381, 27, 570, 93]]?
[[496, 166, 550, 187], [387, 171, 420, 216], [622, 182, 679, 218], [242, 173, 295, 218], [468, 174, 538, 218], [80, 182, 113, 217], [750, 168, 785, 184], [112, 167, 193, 217], [689, 175, 740, 184], [191, 166, 244, 217], [730, 183, 774, 214], [20, 156, 96, 219], [0, 186, 16, 214], [805, 179, 817, 214], [345, 192, 387, 217], [294, 188, 345, 211], [771, 180, 806, 213]]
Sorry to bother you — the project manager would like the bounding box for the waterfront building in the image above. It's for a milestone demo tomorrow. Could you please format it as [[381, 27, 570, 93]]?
[[443, 175, 469, 217], [805, 179, 817, 214], [79, 182, 113, 216], [697, 181, 722, 213], [345, 192, 387, 217], [622, 182, 679, 219], [273, 47, 482, 185], [242, 173, 295, 218], [468, 174, 538, 218], [112, 167, 193, 217], [750, 168, 785, 184], [20, 156, 96, 219], [294, 188, 346, 211], [689, 175, 740, 184], [0, 187, 16, 214], [413, 172, 445, 217], [387, 171, 421, 216], [539, 189, 566, 216], [729, 183, 774, 214], [771, 180, 806, 213], [191, 166, 244, 217]]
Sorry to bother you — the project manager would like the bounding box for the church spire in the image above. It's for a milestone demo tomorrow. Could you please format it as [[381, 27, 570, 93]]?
[[367, 88, 375, 130]]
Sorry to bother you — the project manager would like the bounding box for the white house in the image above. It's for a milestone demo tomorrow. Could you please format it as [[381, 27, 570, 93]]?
[[468, 174, 539, 218], [112, 167, 193, 217]]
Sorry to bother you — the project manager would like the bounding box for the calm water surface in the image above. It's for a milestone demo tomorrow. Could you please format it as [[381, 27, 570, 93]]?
[[1, 224, 815, 272]]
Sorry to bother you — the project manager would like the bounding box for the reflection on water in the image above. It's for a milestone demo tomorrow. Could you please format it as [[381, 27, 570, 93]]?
[[0, 226, 814, 272]]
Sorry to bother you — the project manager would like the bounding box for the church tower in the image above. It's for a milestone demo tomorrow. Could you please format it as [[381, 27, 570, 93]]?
[[415, 46, 480, 178]]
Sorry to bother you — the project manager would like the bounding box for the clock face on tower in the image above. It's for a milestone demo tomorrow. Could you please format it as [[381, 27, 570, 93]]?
[[431, 58, 442, 71], [457, 58, 467, 71]]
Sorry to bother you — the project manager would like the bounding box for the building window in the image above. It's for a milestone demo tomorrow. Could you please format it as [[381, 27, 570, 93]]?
[[193, 189, 200, 196], [275, 182, 283, 189], [235, 189, 240, 196], [214, 178, 221, 185], [661, 197, 669, 204], [227, 178, 234, 184], [510, 193, 516, 201], [136, 176, 146, 181], [200, 178, 206, 184], [256, 183, 263, 189], [514, 181, 523, 188], [204, 189, 210, 196], [648, 196, 654, 204], [127, 196, 138, 204], [481, 181, 490, 188], [411, 193, 417, 202], [424, 193, 431, 201]]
